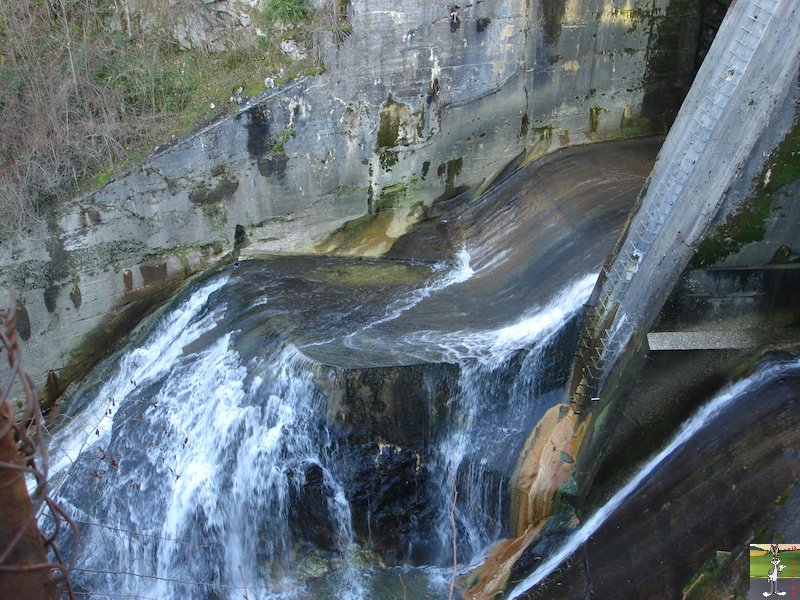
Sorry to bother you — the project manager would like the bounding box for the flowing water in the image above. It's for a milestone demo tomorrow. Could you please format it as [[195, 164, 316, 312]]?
[[44, 139, 665, 599], [45, 254, 594, 600], [505, 354, 800, 599], [420, 275, 597, 563], [49, 276, 366, 599]]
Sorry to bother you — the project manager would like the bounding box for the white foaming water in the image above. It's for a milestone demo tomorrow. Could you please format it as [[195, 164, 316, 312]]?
[[406, 273, 597, 366], [47, 276, 229, 488], [505, 357, 800, 599], [141, 341, 357, 600], [345, 246, 475, 343], [47, 256, 598, 600], [430, 273, 597, 563], [50, 278, 361, 600]]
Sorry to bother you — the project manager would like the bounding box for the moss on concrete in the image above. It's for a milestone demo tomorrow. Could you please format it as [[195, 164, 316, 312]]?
[[2, 261, 54, 292], [693, 117, 800, 267], [52, 274, 188, 407], [330, 186, 369, 196], [378, 149, 399, 171], [539, 0, 569, 47], [532, 125, 553, 141], [2, 239, 151, 292], [372, 183, 408, 213], [314, 211, 395, 256], [589, 105, 602, 133], [314, 180, 424, 257], [438, 157, 463, 197], [188, 178, 240, 205], [376, 96, 403, 149], [640, 0, 704, 130]]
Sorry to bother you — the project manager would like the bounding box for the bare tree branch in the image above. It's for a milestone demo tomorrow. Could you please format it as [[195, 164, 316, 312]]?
[[682, 573, 704, 600]]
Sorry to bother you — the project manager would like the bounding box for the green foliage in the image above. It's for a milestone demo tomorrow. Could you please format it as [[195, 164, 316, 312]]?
[[94, 170, 112, 187], [256, 0, 309, 26], [0, 0, 326, 237], [750, 549, 800, 579], [762, 119, 800, 193], [272, 130, 294, 153]]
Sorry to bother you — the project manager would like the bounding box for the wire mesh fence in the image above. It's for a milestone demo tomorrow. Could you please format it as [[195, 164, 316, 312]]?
[[0, 287, 78, 600]]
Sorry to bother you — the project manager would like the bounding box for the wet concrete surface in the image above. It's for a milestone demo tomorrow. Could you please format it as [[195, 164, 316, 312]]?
[[505, 352, 800, 600], [235, 137, 663, 368]]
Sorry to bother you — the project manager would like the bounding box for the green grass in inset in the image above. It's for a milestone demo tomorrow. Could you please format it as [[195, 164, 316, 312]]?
[[750, 550, 800, 579]]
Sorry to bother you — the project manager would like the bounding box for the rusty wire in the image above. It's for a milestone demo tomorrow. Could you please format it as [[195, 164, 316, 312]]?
[[0, 287, 78, 599]]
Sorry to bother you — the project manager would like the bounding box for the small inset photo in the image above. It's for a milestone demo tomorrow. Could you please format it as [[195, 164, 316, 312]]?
[[750, 544, 799, 599]]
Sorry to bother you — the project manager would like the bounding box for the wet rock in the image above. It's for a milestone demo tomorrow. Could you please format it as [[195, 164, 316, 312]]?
[[319, 363, 458, 447], [288, 463, 340, 552], [506, 352, 800, 600], [333, 442, 441, 564]]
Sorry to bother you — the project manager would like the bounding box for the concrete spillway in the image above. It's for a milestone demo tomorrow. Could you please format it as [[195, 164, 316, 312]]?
[[296, 138, 661, 369], [45, 137, 663, 600], [569, 0, 800, 409], [469, 3, 800, 598]]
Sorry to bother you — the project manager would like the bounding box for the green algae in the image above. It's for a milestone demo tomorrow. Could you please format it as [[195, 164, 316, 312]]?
[[693, 118, 800, 267]]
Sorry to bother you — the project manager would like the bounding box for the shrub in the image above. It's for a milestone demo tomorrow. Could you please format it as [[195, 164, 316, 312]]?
[[0, 0, 359, 241], [258, 0, 310, 26], [0, 0, 323, 238]]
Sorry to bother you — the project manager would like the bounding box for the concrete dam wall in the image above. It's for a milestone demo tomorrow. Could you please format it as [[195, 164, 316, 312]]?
[[459, 0, 800, 595], [0, 0, 692, 397], [570, 0, 800, 409]]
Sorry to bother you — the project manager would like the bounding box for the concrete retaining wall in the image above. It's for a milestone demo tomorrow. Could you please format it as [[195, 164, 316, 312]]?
[[1, 0, 679, 396], [570, 0, 800, 408]]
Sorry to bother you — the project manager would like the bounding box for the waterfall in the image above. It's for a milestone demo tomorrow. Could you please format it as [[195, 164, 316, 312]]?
[[505, 355, 800, 599], [49, 277, 364, 600], [418, 274, 598, 564], [46, 250, 598, 600], [361, 246, 476, 330], [48, 275, 230, 486], [339, 245, 476, 355]]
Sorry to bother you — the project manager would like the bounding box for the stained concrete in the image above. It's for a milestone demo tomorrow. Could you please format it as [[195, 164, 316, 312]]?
[[1, 0, 681, 396]]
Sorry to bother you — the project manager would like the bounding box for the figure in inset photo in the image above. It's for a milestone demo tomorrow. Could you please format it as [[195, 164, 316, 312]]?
[[750, 543, 796, 599], [765, 544, 787, 597]]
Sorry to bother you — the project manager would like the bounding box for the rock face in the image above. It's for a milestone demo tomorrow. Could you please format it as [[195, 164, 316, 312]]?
[[0, 0, 690, 401], [317, 363, 459, 447], [317, 362, 460, 562]]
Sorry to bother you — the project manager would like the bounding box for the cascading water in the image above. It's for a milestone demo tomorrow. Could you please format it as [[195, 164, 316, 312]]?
[[48, 277, 366, 600], [37, 136, 667, 600], [46, 247, 597, 600], [417, 275, 598, 564], [505, 354, 800, 599], [48, 276, 230, 482]]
